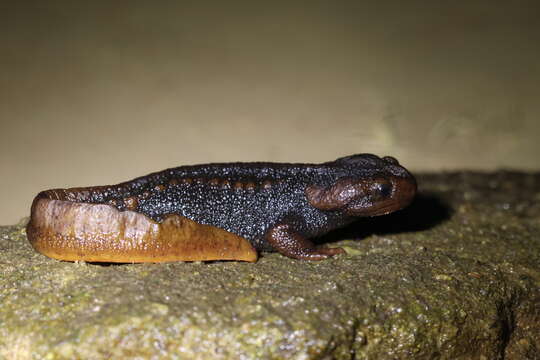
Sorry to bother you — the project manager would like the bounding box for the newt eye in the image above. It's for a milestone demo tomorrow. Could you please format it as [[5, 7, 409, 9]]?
[[373, 181, 392, 198]]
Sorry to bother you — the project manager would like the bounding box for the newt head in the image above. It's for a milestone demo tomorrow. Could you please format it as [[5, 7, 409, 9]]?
[[305, 154, 417, 217]]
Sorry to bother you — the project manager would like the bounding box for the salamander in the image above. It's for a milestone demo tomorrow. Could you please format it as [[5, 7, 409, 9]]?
[[26, 153, 417, 262]]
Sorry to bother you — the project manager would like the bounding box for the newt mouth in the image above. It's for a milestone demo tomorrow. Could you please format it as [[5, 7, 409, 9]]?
[[364, 203, 404, 216], [348, 201, 404, 217]]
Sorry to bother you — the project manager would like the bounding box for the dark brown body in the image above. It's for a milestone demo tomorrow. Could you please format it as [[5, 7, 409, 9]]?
[[27, 154, 417, 262]]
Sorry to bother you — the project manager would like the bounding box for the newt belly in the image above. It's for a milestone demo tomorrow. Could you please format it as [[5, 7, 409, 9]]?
[[26, 154, 417, 262]]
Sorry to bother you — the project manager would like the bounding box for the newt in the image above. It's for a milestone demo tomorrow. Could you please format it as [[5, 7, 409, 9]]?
[[26, 153, 416, 262]]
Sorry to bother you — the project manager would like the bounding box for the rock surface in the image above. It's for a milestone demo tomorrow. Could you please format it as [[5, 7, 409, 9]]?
[[1, 172, 539, 359]]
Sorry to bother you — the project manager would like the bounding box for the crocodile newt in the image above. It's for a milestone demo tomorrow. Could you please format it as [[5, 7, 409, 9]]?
[[26, 154, 416, 262]]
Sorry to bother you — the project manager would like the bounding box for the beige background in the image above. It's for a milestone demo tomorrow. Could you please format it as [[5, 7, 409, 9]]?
[[1, 1, 539, 224]]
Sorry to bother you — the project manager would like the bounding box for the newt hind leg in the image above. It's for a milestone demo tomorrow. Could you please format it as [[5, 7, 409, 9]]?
[[265, 224, 345, 260]]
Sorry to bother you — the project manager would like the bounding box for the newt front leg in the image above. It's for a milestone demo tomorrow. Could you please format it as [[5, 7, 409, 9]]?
[[265, 224, 346, 260]]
